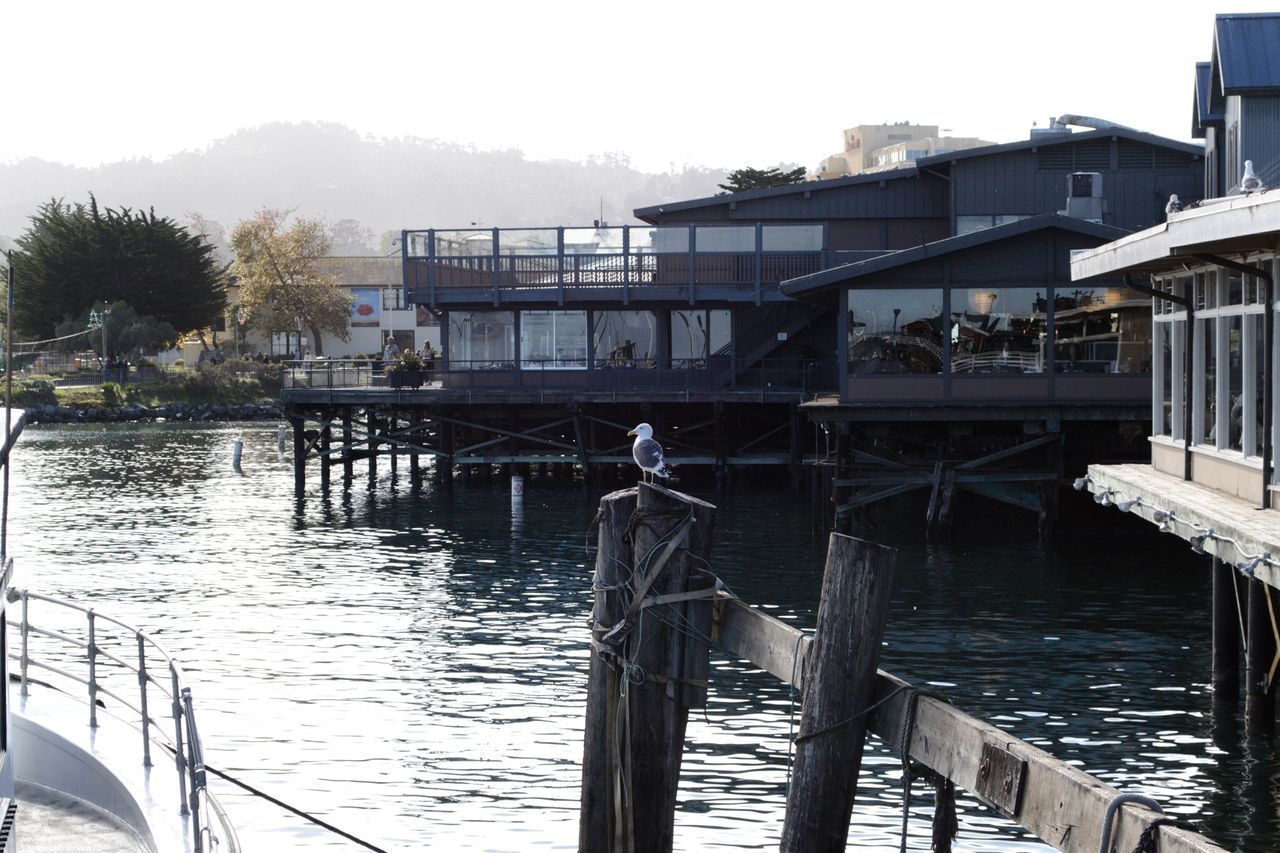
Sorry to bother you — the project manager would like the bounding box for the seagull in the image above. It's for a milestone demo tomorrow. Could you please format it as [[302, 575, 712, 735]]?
[[1242, 160, 1265, 193], [627, 423, 673, 483], [1165, 194, 1183, 217]]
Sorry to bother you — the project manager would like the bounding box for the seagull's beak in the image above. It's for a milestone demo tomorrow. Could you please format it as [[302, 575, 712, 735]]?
[[626, 430, 637, 436]]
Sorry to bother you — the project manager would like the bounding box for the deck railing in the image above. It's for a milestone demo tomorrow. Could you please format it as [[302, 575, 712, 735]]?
[[6, 588, 240, 853], [403, 224, 838, 305], [279, 357, 834, 397]]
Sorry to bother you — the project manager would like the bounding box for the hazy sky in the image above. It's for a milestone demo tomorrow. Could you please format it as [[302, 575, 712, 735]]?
[[4, 1, 1271, 174]]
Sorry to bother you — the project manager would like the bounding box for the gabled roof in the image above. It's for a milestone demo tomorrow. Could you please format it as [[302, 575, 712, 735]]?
[[913, 127, 1201, 171], [1193, 62, 1223, 139], [1213, 13, 1280, 94], [633, 166, 918, 222], [781, 214, 1130, 297]]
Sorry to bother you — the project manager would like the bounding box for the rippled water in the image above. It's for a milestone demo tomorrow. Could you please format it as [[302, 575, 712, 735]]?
[[9, 422, 1279, 851]]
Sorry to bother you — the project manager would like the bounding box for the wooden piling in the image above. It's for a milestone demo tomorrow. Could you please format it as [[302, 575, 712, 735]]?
[[342, 410, 353, 485], [410, 413, 421, 480], [290, 415, 305, 496], [1211, 557, 1239, 704], [579, 483, 717, 853], [388, 413, 399, 479], [366, 410, 377, 487], [780, 533, 896, 852], [319, 419, 331, 493], [1245, 576, 1277, 733]]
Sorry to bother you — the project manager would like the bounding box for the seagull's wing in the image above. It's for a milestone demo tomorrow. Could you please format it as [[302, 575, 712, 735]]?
[[633, 437, 666, 471]]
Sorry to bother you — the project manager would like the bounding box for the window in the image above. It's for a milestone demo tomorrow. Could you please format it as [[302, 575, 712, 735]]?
[[671, 309, 731, 368], [1053, 286, 1152, 374], [382, 288, 406, 311], [449, 311, 515, 368], [594, 311, 657, 368], [955, 215, 1032, 236], [1201, 316, 1217, 446], [1153, 276, 1187, 439], [950, 287, 1045, 374], [521, 311, 587, 369], [848, 289, 943, 375]]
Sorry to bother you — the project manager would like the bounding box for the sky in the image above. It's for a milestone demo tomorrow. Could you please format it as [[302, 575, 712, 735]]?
[[3, 0, 1274, 174]]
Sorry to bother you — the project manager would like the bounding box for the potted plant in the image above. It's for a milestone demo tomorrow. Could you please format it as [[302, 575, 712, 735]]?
[[385, 350, 425, 388]]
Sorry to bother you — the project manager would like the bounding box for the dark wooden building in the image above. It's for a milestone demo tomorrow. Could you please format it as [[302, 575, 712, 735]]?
[[283, 125, 1204, 522]]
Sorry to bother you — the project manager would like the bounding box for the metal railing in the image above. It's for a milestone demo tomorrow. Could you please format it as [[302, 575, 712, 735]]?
[[403, 224, 834, 305], [279, 357, 835, 397], [6, 588, 240, 853]]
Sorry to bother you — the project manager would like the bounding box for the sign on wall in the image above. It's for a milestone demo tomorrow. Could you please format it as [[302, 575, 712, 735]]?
[[351, 288, 381, 327]]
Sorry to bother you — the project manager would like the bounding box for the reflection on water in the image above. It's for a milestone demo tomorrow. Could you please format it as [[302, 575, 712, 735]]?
[[10, 422, 1280, 851]]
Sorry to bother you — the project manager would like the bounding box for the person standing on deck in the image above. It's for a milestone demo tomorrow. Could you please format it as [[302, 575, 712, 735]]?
[[383, 335, 400, 362]]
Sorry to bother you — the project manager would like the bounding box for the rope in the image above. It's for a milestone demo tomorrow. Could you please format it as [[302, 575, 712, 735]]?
[[897, 688, 955, 853], [1098, 793, 1164, 853], [154, 743, 389, 853], [1130, 817, 1200, 853]]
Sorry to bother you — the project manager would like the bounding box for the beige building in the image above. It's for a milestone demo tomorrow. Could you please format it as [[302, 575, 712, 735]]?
[[815, 122, 994, 179]]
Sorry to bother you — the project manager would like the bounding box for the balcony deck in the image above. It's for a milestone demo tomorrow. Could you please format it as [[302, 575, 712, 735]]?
[[401, 224, 877, 308]]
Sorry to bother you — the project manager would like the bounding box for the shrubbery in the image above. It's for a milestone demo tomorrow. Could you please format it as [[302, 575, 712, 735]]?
[[12, 377, 57, 407]]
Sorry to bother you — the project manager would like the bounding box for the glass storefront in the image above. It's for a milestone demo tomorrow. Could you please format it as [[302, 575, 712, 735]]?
[[593, 311, 658, 368], [521, 311, 588, 369], [1053, 286, 1152, 374], [448, 311, 516, 368], [950, 287, 1045, 374], [848, 289, 944, 375]]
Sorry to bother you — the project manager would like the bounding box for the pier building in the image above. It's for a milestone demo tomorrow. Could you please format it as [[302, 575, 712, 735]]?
[[1071, 11, 1280, 733], [281, 121, 1203, 527]]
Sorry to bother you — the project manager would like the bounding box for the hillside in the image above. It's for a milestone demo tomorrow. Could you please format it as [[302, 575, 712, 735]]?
[[0, 121, 734, 251]]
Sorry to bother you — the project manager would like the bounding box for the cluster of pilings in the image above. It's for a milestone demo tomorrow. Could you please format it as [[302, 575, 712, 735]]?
[[1211, 556, 1278, 734]]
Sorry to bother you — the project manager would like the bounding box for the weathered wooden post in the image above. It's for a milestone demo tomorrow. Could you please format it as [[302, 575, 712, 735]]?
[[319, 419, 331, 493], [1211, 556, 1239, 704], [1245, 576, 1276, 733], [579, 483, 717, 853], [290, 414, 305, 497], [781, 533, 896, 853], [342, 409, 354, 486]]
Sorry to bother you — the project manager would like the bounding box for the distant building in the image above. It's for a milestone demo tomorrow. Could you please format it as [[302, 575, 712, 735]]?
[[1192, 12, 1280, 197], [815, 122, 993, 179]]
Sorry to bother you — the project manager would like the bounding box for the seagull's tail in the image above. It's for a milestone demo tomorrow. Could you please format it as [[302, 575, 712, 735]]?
[[655, 462, 675, 479]]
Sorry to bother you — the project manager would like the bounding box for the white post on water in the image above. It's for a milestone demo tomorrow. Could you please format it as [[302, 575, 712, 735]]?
[[511, 474, 524, 504], [232, 439, 244, 474], [277, 425, 287, 459]]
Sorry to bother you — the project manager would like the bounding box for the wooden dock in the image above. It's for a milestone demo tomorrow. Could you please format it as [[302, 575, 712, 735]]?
[[580, 483, 1225, 853]]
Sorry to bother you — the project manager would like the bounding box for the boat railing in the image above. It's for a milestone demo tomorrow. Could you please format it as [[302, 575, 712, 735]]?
[[5, 587, 240, 853]]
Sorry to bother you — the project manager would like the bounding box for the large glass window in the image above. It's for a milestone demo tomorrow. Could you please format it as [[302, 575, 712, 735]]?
[[521, 310, 587, 369], [1054, 286, 1152, 374], [671, 309, 731, 368], [1201, 317, 1217, 446], [1157, 325, 1173, 437], [847, 289, 943, 375], [1227, 315, 1244, 451], [449, 311, 516, 368], [593, 311, 658, 368], [950, 287, 1045, 374]]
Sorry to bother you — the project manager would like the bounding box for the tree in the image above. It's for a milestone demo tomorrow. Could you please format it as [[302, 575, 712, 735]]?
[[10, 196, 226, 340], [717, 166, 808, 194], [230, 209, 351, 356], [53, 301, 178, 360]]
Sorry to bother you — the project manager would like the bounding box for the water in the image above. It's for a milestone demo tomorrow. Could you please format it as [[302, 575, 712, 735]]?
[[9, 422, 1280, 851]]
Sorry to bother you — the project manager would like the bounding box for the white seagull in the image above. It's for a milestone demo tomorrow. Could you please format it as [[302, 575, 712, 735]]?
[[1165, 194, 1183, 217], [1242, 160, 1265, 193], [627, 423, 673, 483]]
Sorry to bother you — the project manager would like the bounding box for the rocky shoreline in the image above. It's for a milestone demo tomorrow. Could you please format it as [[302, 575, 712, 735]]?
[[23, 401, 284, 424]]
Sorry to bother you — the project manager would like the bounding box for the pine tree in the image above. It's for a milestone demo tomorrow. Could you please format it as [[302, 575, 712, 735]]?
[[717, 166, 808, 193], [11, 196, 226, 339]]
